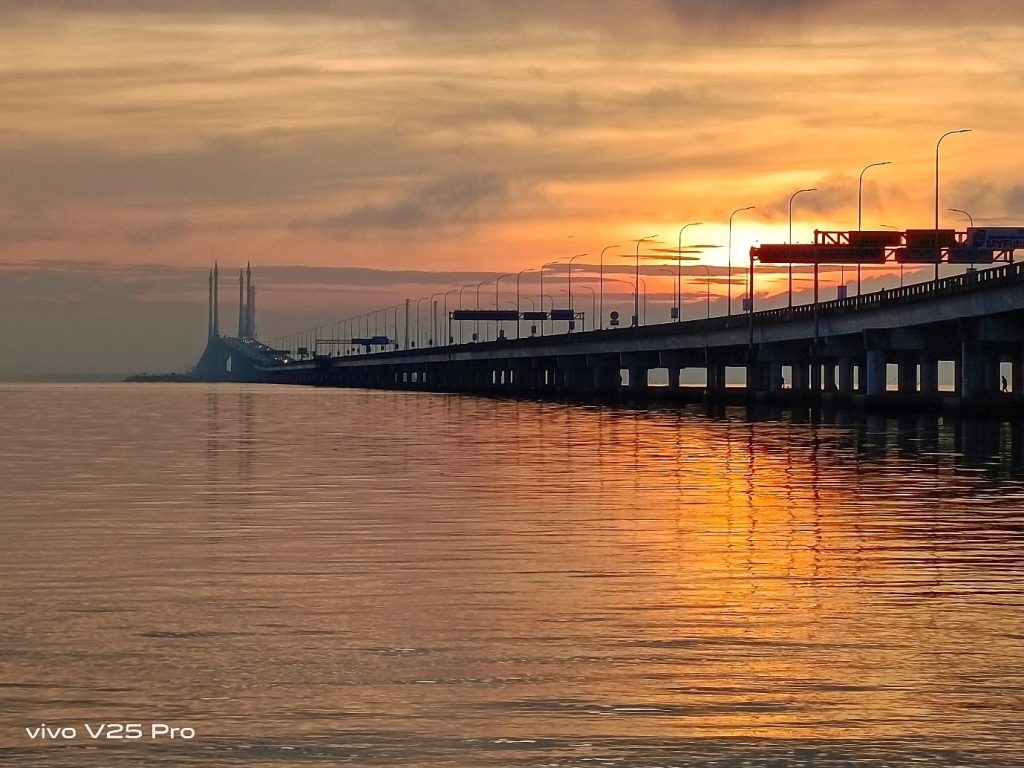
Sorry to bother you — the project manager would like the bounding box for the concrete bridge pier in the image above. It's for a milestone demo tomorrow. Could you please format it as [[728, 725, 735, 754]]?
[[898, 355, 918, 393], [622, 352, 657, 392], [919, 355, 938, 396], [708, 363, 727, 393], [866, 349, 886, 396], [769, 360, 784, 393], [667, 366, 680, 389], [961, 341, 985, 399], [537, 364, 549, 389], [745, 361, 765, 394], [592, 366, 621, 393], [628, 367, 647, 391], [791, 362, 808, 392], [557, 356, 588, 393], [983, 351, 1001, 393], [808, 362, 821, 392], [1014, 347, 1024, 393], [838, 357, 855, 395], [511, 363, 532, 391], [823, 361, 837, 392]]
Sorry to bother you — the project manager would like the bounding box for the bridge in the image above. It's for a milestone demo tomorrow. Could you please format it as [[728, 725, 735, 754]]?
[[192, 256, 1024, 410]]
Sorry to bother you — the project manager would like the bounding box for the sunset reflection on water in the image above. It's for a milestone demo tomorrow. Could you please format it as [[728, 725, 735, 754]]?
[[1, 383, 1022, 767]]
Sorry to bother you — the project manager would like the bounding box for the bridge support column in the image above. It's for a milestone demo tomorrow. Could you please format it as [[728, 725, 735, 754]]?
[[961, 341, 985, 399], [791, 362, 808, 391], [511, 364, 531, 390], [706, 364, 725, 392], [808, 362, 821, 391], [628, 367, 648, 391], [1014, 349, 1024, 394], [919, 355, 938, 396], [838, 357, 855, 395], [983, 352, 1000, 393], [823, 362, 837, 392], [769, 360, 784, 392], [593, 366, 621, 393], [667, 366, 680, 390], [866, 349, 886, 396], [898, 356, 918, 393], [745, 363, 764, 393]]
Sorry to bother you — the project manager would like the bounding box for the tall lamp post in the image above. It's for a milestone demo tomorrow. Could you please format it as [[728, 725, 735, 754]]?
[[599, 244, 619, 330], [857, 161, 890, 296], [728, 208, 753, 316], [540, 261, 560, 336], [443, 288, 459, 346], [935, 129, 972, 282], [576, 285, 595, 331], [415, 296, 430, 348], [429, 291, 443, 346], [458, 283, 474, 344], [949, 208, 975, 274], [676, 223, 701, 321], [634, 235, 657, 327], [566, 253, 586, 333], [699, 265, 711, 319], [388, 303, 401, 349], [474, 279, 489, 342], [605, 277, 638, 326], [948, 207, 973, 228], [788, 188, 817, 308], [494, 273, 512, 340], [657, 267, 676, 324], [516, 268, 534, 339]]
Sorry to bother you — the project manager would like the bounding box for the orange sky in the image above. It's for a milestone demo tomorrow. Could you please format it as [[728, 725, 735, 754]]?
[[1, 1, 1023, 371]]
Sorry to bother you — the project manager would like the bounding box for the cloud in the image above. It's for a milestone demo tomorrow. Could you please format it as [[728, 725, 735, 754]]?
[[951, 179, 1024, 222], [2, 0, 1017, 29], [127, 218, 191, 245], [291, 172, 513, 235], [760, 174, 860, 221]]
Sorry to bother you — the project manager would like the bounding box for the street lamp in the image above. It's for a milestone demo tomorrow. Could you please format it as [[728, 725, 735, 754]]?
[[788, 188, 817, 308], [458, 283, 475, 344], [540, 260, 560, 336], [576, 285, 595, 332], [727, 208, 753, 316], [657, 267, 677, 324], [388, 303, 401, 349], [443, 288, 459, 346], [696, 264, 711, 318], [635, 235, 657, 327], [413, 296, 427, 348], [857, 161, 890, 296], [936, 128, 972, 281], [516, 268, 535, 339], [566, 253, 586, 333], [474, 279, 489, 342], [494, 273, 512, 340], [429, 291, 443, 346], [676, 223, 701, 321], [605, 277, 638, 327], [599, 245, 619, 330], [948, 207, 973, 228]]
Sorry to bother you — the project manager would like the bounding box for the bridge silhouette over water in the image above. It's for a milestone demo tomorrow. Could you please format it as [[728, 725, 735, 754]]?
[[192, 256, 1024, 411]]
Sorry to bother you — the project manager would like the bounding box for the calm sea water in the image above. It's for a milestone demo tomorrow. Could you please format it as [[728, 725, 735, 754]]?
[[1, 383, 1023, 767]]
